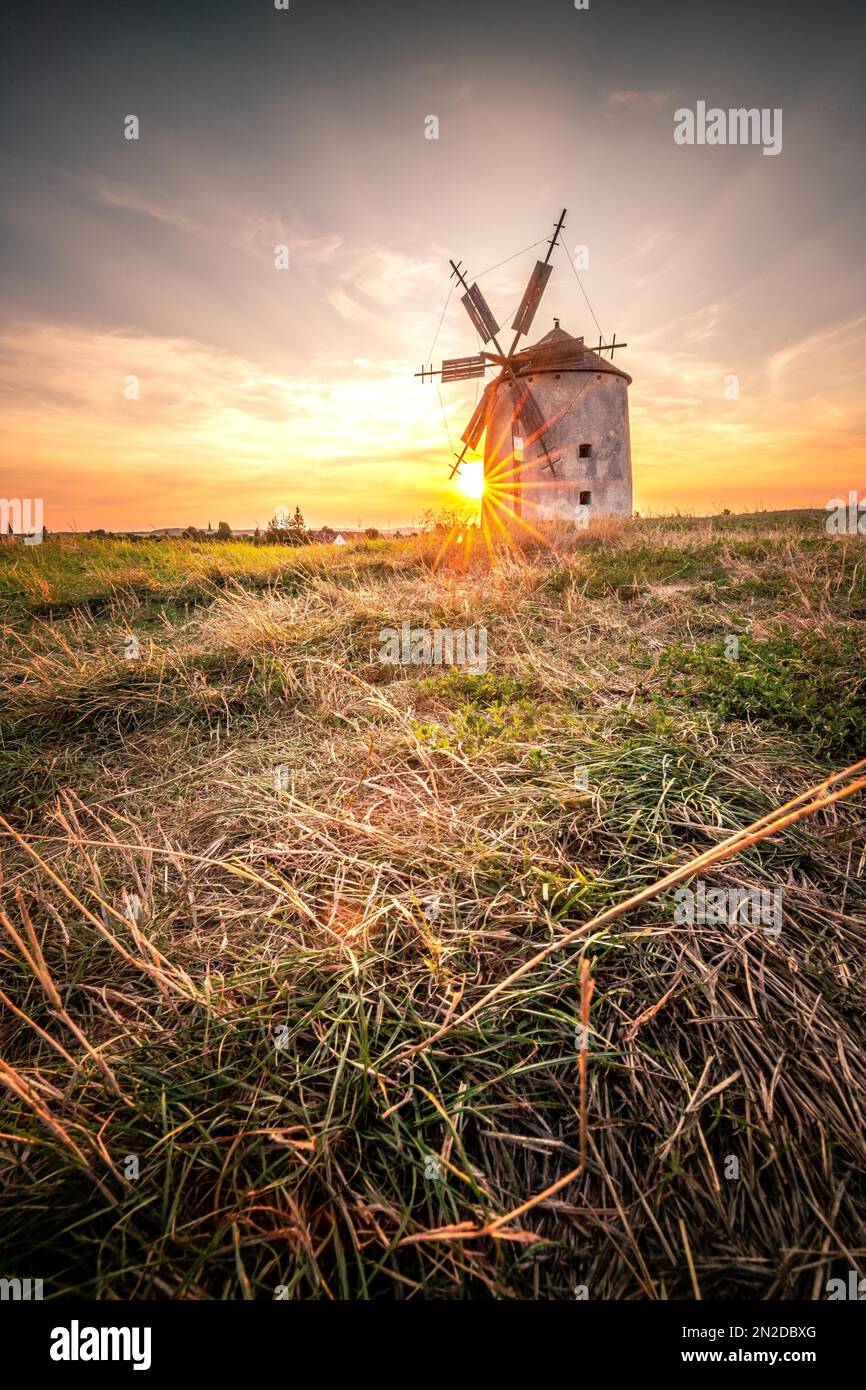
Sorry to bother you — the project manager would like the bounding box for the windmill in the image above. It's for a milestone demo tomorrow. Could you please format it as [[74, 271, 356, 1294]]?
[[417, 210, 633, 529]]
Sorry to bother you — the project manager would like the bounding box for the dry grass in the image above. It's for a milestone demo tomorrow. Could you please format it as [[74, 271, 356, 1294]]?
[[0, 514, 865, 1299]]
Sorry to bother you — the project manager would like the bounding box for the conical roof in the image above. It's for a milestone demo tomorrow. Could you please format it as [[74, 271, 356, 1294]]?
[[512, 323, 631, 384], [528, 326, 577, 351]]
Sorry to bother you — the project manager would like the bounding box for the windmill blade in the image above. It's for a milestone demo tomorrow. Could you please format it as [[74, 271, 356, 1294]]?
[[513, 382, 558, 475], [511, 260, 553, 338], [515, 386, 547, 451], [441, 354, 487, 383], [461, 381, 496, 449], [461, 283, 500, 344], [502, 210, 566, 359]]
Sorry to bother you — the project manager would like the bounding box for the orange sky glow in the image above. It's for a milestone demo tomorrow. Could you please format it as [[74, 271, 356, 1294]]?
[[1, 3, 863, 531]]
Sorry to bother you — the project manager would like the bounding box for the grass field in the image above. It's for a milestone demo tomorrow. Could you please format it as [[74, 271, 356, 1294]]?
[[1, 514, 865, 1300]]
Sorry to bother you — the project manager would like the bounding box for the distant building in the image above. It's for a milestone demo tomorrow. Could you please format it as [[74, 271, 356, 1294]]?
[[312, 528, 354, 545]]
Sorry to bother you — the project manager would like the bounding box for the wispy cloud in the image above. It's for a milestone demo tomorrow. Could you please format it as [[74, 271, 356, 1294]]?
[[634, 222, 678, 260], [0, 322, 451, 529], [81, 175, 440, 335], [605, 88, 676, 109], [768, 311, 866, 386], [87, 178, 207, 238]]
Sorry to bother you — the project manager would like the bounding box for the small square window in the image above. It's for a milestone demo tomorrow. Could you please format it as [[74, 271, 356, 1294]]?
[[579, 490, 592, 506], [579, 444, 592, 458]]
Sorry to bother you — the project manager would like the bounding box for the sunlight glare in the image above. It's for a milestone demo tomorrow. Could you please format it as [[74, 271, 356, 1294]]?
[[459, 460, 485, 499]]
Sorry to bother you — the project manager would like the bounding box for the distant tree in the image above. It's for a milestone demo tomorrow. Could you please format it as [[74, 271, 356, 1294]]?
[[286, 507, 311, 544], [266, 507, 310, 545], [420, 506, 474, 533], [216, 520, 233, 540], [364, 527, 382, 540], [266, 509, 289, 545], [182, 525, 204, 541], [318, 525, 336, 544]]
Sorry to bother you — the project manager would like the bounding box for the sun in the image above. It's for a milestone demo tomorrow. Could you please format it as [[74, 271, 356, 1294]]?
[[459, 460, 485, 499]]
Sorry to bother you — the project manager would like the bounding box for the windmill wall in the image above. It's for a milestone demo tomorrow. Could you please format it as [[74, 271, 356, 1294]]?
[[482, 355, 632, 530]]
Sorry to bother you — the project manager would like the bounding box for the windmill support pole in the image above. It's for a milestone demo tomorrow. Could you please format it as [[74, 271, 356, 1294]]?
[[448, 440, 471, 480]]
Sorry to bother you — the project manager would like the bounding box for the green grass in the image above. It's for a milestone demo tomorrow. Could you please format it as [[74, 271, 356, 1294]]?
[[655, 629, 866, 758], [0, 536, 397, 615], [1, 514, 865, 1301]]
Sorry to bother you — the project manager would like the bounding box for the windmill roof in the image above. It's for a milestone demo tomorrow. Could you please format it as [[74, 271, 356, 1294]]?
[[528, 326, 578, 350], [513, 324, 631, 384]]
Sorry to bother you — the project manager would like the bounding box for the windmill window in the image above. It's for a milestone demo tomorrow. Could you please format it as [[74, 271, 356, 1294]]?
[[580, 491, 592, 506], [579, 444, 592, 458]]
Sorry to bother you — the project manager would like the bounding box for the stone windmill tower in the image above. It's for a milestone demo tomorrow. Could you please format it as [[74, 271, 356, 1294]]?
[[417, 210, 632, 532]]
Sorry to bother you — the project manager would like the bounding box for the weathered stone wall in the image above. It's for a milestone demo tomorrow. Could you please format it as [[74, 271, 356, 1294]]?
[[483, 369, 632, 526]]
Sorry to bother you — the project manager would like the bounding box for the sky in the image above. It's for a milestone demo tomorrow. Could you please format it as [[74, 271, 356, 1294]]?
[[1, 0, 864, 531]]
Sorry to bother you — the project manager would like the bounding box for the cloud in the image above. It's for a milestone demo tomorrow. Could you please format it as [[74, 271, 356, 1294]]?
[[86, 178, 207, 238], [0, 321, 452, 528], [320, 246, 443, 342], [768, 311, 866, 386], [634, 223, 678, 260], [85, 178, 348, 272], [604, 89, 677, 110], [78, 175, 441, 342]]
